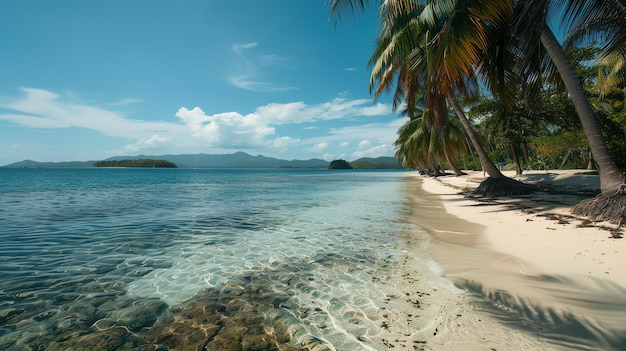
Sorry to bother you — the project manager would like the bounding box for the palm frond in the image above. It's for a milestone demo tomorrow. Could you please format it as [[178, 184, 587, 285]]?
[[328, 0, 370, 26]]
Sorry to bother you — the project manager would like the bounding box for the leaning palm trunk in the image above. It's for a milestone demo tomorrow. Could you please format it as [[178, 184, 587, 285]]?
[[443, 146, 465, 176], [440, 123, 465, 176], [511, 145, 523, 176], [447, 95, 504, 179], [541, 26, 626, 223], [447, 94, 534, 196], [541, 26, 625, 193]]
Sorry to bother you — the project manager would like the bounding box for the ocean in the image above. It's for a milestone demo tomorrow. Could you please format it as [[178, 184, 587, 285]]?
[[0, 168, 434, 350]]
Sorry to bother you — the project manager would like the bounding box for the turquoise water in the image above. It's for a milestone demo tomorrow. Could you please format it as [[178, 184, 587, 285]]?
[[0, 168, 417, 350]]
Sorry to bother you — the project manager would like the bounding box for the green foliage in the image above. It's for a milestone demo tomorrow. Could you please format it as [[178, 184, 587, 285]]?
[[328, 159, 353, 169], [395, 115, 468, 171], [531, 129, 589, 169], [350, 160, 402, 169], [570, 46, 626, 169], [596, 109, 626, 169], [466, 45, 626, 172], [330, 1, 626, 177], [93, 159, 177, 168]]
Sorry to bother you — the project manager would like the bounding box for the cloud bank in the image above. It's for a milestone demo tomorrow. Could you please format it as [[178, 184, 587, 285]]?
[[0, 87, 398, 159]]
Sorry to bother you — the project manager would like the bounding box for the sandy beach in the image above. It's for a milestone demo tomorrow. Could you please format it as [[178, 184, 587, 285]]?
[[377, 170, 626, 350]]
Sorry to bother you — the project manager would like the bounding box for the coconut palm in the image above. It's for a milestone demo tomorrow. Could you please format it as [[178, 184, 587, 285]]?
[[566, 0, 626, 95], [367, 1, 472, 176], [335, 0, 534, 195], [513, 0, 626, 221], [330, 0, 626, 221], [395, 116, 441, 171], [395, 112, 468, 175]]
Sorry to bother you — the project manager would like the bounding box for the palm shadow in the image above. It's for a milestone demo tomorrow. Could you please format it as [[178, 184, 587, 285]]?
[[457, 275, 626, 351]]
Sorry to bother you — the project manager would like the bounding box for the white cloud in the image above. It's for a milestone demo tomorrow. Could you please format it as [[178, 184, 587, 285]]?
[[175, 107, 275, 147], [322, 152, 348, 161], [255, 98, 391, 125], [352, 141, 394, 159], [228, 43, 298, 92], [328, 118, 405, 141], [173, 107, 298, 152], [122, 135, 170, 153], [307, 142, 329, 153], [232, 42, 258, 54], [0, 113, 69, 128], [229, 76, 298, 92], [175, 99, 394, 153], [323, 152, 335, 161], [107, 98, 143, 107], [0, 87, 400, 160], [0, 88, 181, 138], [270, 136, 299, 150], [255, 102, 308, 123], [297, 118, 404, 160]]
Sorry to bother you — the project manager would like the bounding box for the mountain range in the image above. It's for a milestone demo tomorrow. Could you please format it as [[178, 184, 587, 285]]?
[[2, 152, 404, 169]]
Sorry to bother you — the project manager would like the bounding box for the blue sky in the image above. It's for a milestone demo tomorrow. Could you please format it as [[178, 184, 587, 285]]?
[[0, 0, 405, 165]]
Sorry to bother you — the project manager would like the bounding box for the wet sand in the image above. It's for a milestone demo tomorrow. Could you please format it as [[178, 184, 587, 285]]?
[[397, 170, 626, 350]]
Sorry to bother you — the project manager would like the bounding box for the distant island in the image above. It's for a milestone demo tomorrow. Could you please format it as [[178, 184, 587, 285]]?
[[2, 152, 405, 169], [93, 159, 177, 168], [328, 159, 353, 169]]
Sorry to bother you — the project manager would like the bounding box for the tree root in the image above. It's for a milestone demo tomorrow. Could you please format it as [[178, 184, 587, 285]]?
[[472, 177, 536, 197], [572, 192, 626, 225]]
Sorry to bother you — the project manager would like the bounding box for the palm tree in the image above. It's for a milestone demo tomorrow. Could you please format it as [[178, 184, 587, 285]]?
[[330, 0, 626, 221], [395, 116, 441, 172], [395, 114, 468, 175], [333, 0, 534, 195], [514, 0, 626, 221], [367, 2, 467, 175], [566, 0, 626, 95]]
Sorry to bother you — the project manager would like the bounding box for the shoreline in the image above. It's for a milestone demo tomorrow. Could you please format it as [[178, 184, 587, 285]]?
[[408, 170, 626, 350]]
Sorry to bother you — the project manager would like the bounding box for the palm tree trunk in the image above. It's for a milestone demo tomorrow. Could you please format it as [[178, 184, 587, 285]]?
[[522, 143, 530, 170], [447, 94, 504, 179], [443, 147, 465, 176], [559, 148, 572, 169], [440, 123, 465, 176], [511, 145, 522, 175], [541, 26, 625, 194]]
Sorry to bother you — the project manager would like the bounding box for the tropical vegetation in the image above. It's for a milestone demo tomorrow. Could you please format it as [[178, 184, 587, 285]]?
[[93, 159, 177, 168], [328, 0, 626, 223], [328, 159, 354, 169]]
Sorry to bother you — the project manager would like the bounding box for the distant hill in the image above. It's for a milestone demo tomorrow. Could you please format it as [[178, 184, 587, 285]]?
[[2, 152, 404, 169], [350, 156, 404, 169], [93, 159, 177, 168], [104, 152, 329, 169], [2, 160, 95, 168]]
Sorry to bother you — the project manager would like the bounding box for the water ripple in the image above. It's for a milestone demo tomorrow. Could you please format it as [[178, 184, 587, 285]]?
[[0, 168, 408, 350]]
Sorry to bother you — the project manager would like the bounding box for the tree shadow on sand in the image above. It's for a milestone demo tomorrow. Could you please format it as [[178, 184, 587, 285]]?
[[458, 275, 626, 351]]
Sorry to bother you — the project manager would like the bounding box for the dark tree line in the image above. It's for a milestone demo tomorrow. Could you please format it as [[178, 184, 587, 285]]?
[[93, 159, 177, 168]]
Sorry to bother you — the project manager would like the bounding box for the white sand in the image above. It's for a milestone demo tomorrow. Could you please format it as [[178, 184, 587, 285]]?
[[421, 170, 626, 286], [404, 170, 626, 350], [367, 170, 626, 350]]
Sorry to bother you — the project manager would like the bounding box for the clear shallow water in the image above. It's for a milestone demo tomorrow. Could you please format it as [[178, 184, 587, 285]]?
[[0, 168, 415, 350]]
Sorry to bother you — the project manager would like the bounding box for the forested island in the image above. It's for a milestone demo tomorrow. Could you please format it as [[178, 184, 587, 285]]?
[[328, 159, 353, 169], [93, 159, 177, 168]]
